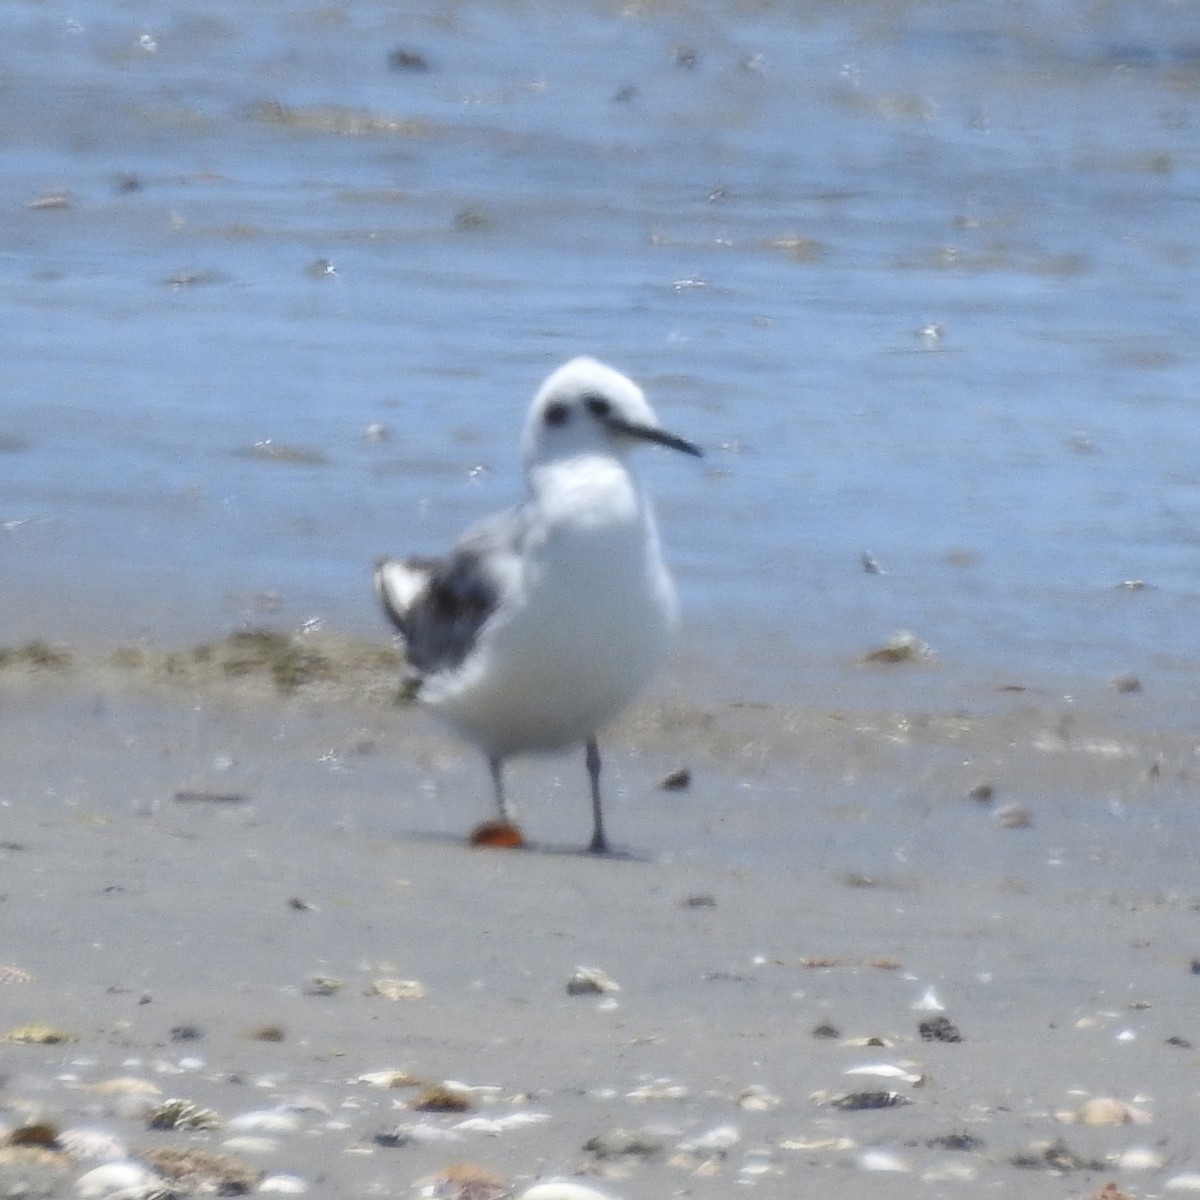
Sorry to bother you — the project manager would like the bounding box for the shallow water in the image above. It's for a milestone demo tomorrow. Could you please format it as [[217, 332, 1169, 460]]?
[[3, 0, 1200, 706]]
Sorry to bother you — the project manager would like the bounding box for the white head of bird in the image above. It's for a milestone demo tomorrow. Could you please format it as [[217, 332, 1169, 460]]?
[[520, 357, 701, 470]]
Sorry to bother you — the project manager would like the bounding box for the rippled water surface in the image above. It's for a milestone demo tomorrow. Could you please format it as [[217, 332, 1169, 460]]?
[[3, 0, 1200, 704]]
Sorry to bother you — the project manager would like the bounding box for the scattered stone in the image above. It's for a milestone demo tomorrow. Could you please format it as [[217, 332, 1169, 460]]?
[[811, 1021, 840, 1039], [387, 48, 430, 71], [1166, 1035, 1192, 1048], [968, 782, 995, 803], [1009, 1138, 1106, 1173], [241, 1023, 286, 1042], [682, 892, 716, 908], [173, 791, 248, 805], [919, 1015, 963, 1043], [169, 1024, 204, 1042], [926, 1131, 984, 1151], [861, 631, 932, 664], [658, 767, 691, 791], [1111, 672, 1142, 694], [412, 1083, 473, 1113], [830, 1091, 912, 1111]]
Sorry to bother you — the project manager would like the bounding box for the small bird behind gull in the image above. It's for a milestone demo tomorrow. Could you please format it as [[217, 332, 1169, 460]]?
[[374, 357, 702, 853]]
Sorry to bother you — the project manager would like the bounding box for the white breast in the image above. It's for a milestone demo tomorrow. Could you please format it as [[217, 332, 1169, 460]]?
[[423, 456, 677, 758]]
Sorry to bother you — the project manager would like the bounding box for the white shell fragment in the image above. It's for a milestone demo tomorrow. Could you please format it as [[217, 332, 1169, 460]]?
[[844, 1062, 923, 1084], [1115, 1147, 1165, 1170], [258, 1174, 310, 1194], [1166, 1175, 1200, 1191], [911, 987, 945, 1012], [859, 1149, 912, 1172], [75, 1161, 165, 1199], [566, 967, 620, 995], [519, 1184, 623, 1200]]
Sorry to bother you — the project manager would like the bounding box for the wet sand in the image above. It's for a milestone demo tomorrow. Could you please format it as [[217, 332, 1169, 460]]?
[[0, 632, 1197, 1199]]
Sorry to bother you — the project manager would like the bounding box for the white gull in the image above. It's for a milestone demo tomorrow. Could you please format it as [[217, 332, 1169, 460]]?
[[374, 356, 702, 853]]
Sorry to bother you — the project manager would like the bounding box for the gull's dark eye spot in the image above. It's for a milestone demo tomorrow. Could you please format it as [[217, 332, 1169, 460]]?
[[544, 401, 569, 427], [584, 393, 612, 418]]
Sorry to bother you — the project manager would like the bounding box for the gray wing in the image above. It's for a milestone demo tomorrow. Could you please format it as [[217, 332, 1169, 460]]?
[[376, 506, 528, 678]]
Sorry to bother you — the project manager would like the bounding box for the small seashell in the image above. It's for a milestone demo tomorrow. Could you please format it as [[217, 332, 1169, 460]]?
[[625, 1080, 687, 1102], [5, 1023, 77, 1044], [736, 1084, 781, 1111], [922, 1161, 978, 1182], [304, 976, 344, 997], [357, 1069, 422, 1089], [1059, 1097, 1151, 1127], [676, 1124, 740, 1157], [845, 1063, 921, 1083], [375, 1122, 463, 1146], [779, 1135, 856, 1153], [146, 1098, 221, 1131], [1114, 1147, 1164, 1170], [566, 967, 620, 996], [519, 1183, 622, 1200], [219, 1135, 280, 1155], [227, 1109, 301, 1134], [995, 803, 1033, 828], [859, 1148, 912, 1172], [259, 1174, 310, 1194], [1167, 1175, 1200, 1192], [583, 1128, 665, 1160], [87, 1079, 160, 1097], [57, 1128, 127, 1163], [75, 1161, 164, 1199], [418, 1162, 508, 1200], [368, 978, 426, 1002]]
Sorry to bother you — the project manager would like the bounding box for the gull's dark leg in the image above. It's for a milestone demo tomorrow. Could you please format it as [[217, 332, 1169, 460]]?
[[488, 755, 513, 823], [585, 737, 609, 854]]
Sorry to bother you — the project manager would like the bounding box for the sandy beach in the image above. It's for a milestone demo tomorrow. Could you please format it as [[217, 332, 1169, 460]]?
[[0, 633, 1196, 1200]]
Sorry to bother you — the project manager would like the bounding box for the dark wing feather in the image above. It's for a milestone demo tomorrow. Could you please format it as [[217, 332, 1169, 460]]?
[[376, 506, 526, 678]]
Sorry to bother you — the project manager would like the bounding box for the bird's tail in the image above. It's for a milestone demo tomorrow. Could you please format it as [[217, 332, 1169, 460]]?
[[373, 557, 435, 636]]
